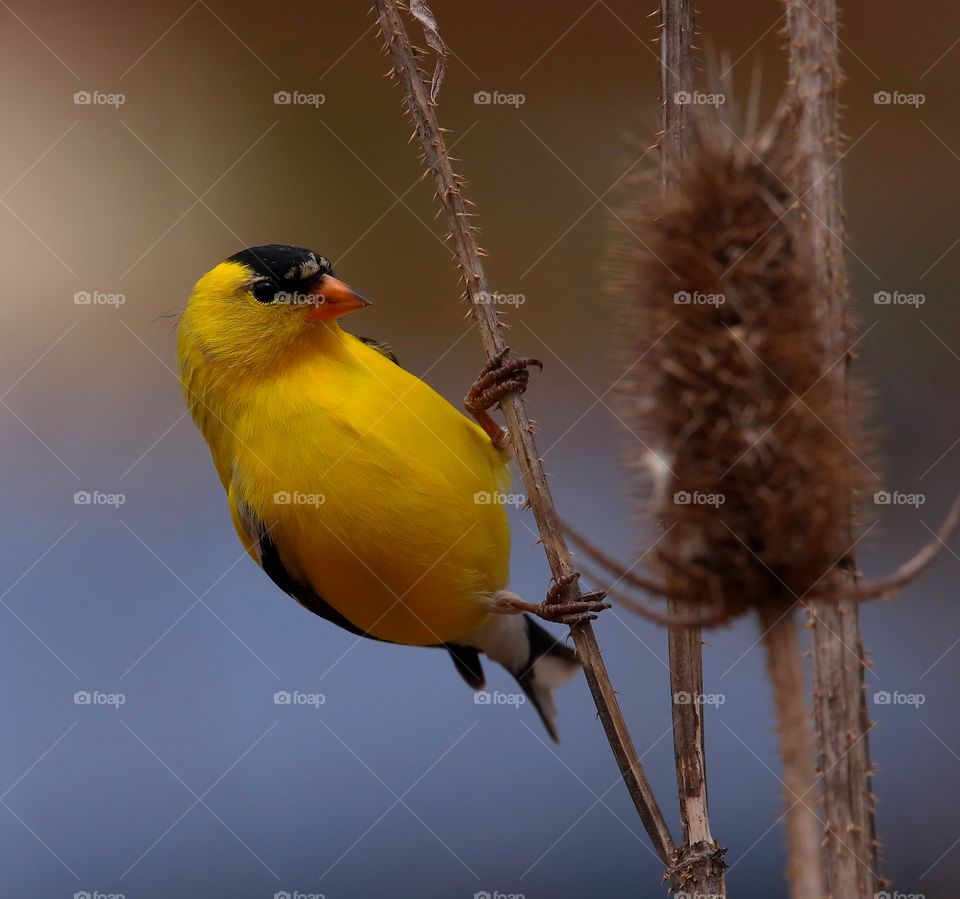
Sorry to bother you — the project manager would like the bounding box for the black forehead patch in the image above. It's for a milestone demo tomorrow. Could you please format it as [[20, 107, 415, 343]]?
[[226, 244, 333, 282]]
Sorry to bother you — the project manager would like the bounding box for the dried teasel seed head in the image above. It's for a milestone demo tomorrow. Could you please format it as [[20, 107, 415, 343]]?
[[610, 106, 871, 620]]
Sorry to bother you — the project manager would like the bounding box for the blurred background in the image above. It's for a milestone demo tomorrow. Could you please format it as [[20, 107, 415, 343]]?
[[2, 0, 959, 896]]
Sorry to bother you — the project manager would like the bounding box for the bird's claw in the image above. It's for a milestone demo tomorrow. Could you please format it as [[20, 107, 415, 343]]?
[[464, 347, 542, 449], [465, 346, 543, 415], [539, 572, 610, 626]]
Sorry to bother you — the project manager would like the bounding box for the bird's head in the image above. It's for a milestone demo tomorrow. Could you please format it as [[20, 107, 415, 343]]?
[[179, 244, 371, 371]]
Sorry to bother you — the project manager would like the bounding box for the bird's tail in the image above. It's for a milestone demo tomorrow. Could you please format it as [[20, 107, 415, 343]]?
[[450, 613, 579, 741], [512, 616, 580, 741]]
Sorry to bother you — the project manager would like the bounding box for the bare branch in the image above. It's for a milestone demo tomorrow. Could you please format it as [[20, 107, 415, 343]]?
[[659, 5, 727, 892], [372, 0, 676, 870], [783, 1, 881, 892]]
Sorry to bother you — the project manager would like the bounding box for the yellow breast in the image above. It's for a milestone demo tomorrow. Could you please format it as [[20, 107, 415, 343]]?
[[221, 334, 512, 645]]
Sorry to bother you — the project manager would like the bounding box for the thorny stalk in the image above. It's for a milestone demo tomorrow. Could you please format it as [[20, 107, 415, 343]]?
[[659, 2, 727, 897], [372, 0, 678, 873], [783, 1, 881, 894]]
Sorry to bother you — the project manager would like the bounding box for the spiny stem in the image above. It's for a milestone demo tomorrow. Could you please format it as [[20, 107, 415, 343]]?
[[372, 0, 676, 870], [659, 2, 726, 895], [783, 1, 880, 893]]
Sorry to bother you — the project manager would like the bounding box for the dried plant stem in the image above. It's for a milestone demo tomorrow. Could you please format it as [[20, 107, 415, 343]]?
[[784, 1, 880, 894], [372, 0, 676, 869], [659, 2, 726, 895], [760, 606, 825, 899], [831, 493, 960, 600], [568, 498, 960, 610]]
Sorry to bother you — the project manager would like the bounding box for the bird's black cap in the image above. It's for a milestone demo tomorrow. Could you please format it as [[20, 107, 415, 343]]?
[[227, 245, 333, 284]]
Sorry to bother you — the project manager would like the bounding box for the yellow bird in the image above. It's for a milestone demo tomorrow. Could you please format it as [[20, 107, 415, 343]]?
[[178, 245, 607, 739]]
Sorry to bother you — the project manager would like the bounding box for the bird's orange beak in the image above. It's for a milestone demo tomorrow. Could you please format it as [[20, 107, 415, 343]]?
[[305, 275, 372, 322]]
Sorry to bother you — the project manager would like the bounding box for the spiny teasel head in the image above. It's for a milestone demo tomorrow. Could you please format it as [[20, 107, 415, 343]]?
[[610, 107, 870, 620]]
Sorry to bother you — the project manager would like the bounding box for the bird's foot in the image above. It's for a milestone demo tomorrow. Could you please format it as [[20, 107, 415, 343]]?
[[464, 347, 542, 449], [538, 572, 610, 626], [488, 575, 610, 626]]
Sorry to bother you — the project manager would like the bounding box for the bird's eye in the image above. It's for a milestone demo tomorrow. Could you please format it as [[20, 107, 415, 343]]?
[[252, 279, 279, 304]]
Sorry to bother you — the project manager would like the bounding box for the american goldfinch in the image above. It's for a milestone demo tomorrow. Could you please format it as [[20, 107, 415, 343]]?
[[178, 244, 607, 739]]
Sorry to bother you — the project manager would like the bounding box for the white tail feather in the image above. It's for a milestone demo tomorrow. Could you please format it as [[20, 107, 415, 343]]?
[[460, 611, 579, 741]]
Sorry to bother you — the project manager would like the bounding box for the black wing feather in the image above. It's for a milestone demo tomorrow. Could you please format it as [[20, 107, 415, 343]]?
[[445, 644, 486, 689], [257, 533, 383, 640], [353, 334, 400, 365]]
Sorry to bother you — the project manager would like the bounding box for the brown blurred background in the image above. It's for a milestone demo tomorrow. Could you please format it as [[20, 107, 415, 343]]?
[[2, 1, 959, 896]]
